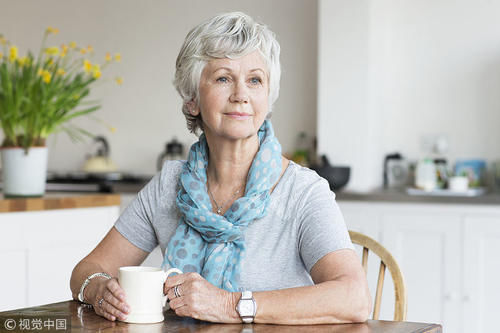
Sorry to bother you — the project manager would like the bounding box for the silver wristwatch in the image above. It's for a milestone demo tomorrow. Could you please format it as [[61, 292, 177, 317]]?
[[78, 272, 112, 303], [236, 291, 257, 323]]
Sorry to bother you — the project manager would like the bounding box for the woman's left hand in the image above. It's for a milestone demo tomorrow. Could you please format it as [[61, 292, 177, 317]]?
[[164, 272, 241, 323]]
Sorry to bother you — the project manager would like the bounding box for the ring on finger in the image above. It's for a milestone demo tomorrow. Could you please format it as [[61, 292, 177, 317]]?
[[98, 298, 105, 308], [174, 285, 181, 298]]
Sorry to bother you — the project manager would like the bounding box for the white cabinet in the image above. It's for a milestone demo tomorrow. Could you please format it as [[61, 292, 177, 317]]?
[[463, 215, 500, 333], [339, 200, 500, 333], [381, 209, 461, 332], [0, 206, 119, 311]]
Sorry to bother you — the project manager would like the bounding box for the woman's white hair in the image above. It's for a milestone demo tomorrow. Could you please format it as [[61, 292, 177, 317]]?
[[174, 12, 281, 135]]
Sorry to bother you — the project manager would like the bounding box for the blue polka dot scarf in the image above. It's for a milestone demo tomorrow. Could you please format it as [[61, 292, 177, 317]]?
[[162, 120, 282, 291]]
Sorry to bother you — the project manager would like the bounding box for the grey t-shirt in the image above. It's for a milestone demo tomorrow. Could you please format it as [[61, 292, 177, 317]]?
[[115, 160, 353, 291]]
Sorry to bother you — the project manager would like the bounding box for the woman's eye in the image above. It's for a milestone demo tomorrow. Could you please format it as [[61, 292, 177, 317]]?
[[250, 77, 262, 84], [216, 77, 229, 83]]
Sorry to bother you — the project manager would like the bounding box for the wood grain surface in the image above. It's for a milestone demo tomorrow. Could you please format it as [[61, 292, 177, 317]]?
[[0, 300, 442, 332], [0, 193, 121, 213]]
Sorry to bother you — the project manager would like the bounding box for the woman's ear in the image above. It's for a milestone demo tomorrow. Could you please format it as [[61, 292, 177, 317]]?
[[186, 101, 199, 116]]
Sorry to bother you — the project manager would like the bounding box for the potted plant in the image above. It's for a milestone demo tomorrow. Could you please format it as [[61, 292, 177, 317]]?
[[0, 27, 122, 197]]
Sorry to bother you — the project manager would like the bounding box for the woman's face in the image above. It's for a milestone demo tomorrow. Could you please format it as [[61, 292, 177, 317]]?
[[194, 50, 270, 141]]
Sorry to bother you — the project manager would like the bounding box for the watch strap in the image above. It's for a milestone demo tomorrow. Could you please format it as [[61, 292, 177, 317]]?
[[241, 290, 253, 299]]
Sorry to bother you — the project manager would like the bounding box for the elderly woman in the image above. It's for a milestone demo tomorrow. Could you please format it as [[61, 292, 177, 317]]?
[[70, 12, 371, 325]]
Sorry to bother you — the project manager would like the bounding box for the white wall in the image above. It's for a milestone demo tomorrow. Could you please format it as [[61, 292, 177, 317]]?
[[319, 0, 500, 191], [0, 0, 317, 175]]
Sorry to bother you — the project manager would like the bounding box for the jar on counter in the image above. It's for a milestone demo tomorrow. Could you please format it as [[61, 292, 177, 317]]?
[[434, 158, 448, 189], [415, 158, 437, 191]]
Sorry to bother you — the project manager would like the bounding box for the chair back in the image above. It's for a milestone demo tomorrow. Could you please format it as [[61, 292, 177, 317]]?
[[348, 230, 407, 321]]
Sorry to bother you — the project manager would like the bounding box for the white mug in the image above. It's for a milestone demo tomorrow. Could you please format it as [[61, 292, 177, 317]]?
[[118, 266, 182, 323]]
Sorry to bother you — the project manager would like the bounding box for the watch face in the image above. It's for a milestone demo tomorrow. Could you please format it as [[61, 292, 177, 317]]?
[[239, 300, 254, 316]]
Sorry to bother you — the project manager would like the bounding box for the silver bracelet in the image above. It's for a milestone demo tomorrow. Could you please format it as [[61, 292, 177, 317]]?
[[78, 272, 112, 304]]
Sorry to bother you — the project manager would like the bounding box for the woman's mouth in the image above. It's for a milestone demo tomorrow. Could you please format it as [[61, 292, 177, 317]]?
[[225, 112, 251, 120]]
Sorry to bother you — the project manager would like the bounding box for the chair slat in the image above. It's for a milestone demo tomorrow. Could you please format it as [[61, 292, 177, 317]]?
[[349, 230, 407, 321], [361, 247, 369, 274], [373, 261, 386, 320]]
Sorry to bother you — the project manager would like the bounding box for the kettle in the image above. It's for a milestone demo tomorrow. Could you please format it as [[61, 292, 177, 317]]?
[[157, 138, 184, 171], [83, 136, 118, 173]]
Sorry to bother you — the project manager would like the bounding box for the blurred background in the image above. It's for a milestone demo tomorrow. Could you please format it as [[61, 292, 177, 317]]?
[[2, 0, 499, 193], [0, 0, 318, 181]]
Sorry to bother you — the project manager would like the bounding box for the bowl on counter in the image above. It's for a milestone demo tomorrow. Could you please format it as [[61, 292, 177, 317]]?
[[310, 155, 351, 192]]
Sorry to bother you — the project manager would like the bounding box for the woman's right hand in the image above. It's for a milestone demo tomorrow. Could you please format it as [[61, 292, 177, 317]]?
[[88, 277, 130, 321]]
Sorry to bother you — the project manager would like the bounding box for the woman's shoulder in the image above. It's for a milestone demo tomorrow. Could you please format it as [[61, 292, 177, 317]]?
[[159, 160, 185, 179], [275, 161, 334, 212], [153, 160, 186, 196], [285, 161, 331, 193]]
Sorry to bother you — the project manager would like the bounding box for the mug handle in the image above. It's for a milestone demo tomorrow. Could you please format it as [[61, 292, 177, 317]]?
[[163, 268, 183, 307]]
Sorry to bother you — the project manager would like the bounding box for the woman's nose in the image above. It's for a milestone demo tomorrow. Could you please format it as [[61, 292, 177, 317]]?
[[229, 81, 249, 103]]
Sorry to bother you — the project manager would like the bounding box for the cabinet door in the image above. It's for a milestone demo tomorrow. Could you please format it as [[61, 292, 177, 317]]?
[[338, 202, 380, 240], [27, 207, 118, 307], [0, 206, 119, 310], [0, 250, 27, 311], [463, 215, 500, 333], [382, 212, 461, 332]]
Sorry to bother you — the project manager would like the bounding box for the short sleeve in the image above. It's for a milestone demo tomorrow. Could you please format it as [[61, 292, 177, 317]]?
[[296, 178, 353, 272], [114, 172, 162, 253]]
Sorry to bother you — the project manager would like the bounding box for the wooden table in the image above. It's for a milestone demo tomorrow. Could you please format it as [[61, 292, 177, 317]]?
[[0, 300, 442, 332], [0, 193, 121, 213]]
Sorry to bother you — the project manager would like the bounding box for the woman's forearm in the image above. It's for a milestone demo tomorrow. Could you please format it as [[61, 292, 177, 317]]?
[[230, 278, 371, 325]]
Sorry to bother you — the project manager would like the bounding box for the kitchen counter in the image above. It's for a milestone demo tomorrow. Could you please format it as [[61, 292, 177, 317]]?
[[336, 188, 500, 205], [0, 193, 120, 213]]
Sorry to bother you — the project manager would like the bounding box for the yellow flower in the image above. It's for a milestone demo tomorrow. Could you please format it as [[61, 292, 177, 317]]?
[[56, 68, 66, 76], [80, 48, 87, 55], [37, 69, 52, 82], [45, 46, 60, 56], [46, 26, 59, 34], [114, 53, 121, 62], [110, 127, 117, 133], [87, 45, 93, 53], [69, 41, 77, 49], [72, 94, 80, 100], [0, 51, 3, 58], [92, 64, 101, 79], [115, 77, 123, 85], [17, 56, 28, 67], [60, 44, 68, 57], [42, 71, 52, 83], [83, 59, 92, 73], [105, 52, 112, 62], [9, 46, 18, 63], [48, 58, 54, 65], [0, 36, 6, 45]]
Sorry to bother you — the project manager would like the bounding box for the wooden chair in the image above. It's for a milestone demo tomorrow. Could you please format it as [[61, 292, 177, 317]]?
[[348, 230, 407, 321]]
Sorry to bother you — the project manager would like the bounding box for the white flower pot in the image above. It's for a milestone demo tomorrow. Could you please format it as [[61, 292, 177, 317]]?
[[1, 146, 48, 197]]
